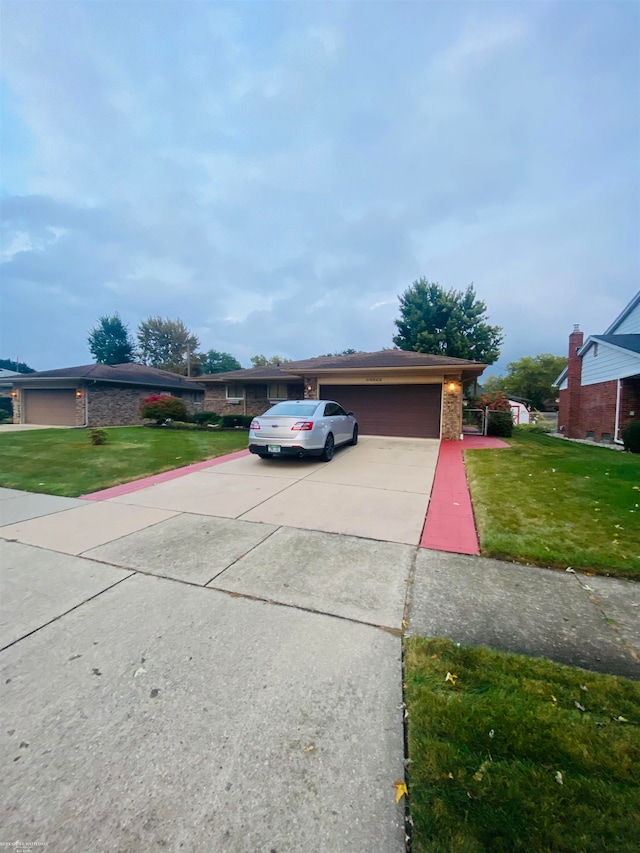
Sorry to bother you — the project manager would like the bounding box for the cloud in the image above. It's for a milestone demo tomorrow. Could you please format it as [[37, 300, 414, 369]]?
[[0, 1, 638, 372]]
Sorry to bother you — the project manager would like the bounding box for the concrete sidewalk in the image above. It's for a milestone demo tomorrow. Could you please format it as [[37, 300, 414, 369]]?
[[1, 444, 639, 850]]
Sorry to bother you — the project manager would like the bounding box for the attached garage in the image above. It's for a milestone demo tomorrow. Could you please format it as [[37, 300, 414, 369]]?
[[23, 389, 77, 426], [320, 383, 442, 438]]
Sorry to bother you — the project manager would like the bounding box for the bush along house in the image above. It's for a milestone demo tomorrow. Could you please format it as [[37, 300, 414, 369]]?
[[555, 290, 640, 444]]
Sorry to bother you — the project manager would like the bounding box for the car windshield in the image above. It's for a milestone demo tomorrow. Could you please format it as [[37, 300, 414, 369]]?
[[265, 402, 319, 417]]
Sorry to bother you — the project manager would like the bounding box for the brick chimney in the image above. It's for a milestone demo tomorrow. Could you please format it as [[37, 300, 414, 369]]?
[[562, 324, 584, 438]]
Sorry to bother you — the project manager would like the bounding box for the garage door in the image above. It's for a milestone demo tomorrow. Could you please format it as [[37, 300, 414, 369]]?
[[23, 389, 77, 426], [320, 384, 442, 438]]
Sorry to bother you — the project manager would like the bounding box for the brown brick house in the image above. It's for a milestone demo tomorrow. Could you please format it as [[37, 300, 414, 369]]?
[[556, 290, 640, 443], [11, 363, 204, 427], [196, 350, 487, 440]]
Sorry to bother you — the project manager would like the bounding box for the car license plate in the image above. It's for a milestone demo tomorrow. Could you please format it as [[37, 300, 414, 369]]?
[[267, 445, 281, 453]]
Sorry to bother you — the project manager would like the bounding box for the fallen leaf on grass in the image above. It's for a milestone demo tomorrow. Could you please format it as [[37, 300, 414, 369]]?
[[393, 781, 408, 802], [575, 702, 586, 712], [555, 771, 563, 785], [445, 672, 458, 685], [550, 694, 558, 706]]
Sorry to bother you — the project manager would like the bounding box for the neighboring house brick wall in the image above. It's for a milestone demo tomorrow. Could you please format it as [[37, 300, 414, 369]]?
[[558, 327, 584, 437], [621, 377, 640, 432], [441, 375, 463, 440], [576, 380, 618, 441], [87, 385, 202, 427]]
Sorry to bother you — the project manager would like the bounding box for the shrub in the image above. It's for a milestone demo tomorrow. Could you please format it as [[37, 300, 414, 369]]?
[[192, 410, 220, 426], [487, 409, 514, 437], [140, 394, 188, 424], [475, 390, 512, 412], [220, 414, 254, 429], [89, 428, 108, 446], [168, 421, 198, 430], [622, 420, 640, 453]]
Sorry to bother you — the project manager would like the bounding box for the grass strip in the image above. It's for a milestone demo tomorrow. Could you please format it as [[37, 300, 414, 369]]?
[[405, 636, 640, 853], [465, 430, 640, 578], [0, 427, 248, 496]]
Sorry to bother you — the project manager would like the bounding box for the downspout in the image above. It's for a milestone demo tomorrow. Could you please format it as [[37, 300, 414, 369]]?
[[614, 379, 622, 444]]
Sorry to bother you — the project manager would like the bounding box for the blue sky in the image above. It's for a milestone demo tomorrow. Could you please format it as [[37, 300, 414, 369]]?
[[1, 0, 638, 375]]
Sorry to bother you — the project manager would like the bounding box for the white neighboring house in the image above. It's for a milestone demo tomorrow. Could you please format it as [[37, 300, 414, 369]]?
[[555, 290, 640, 443]]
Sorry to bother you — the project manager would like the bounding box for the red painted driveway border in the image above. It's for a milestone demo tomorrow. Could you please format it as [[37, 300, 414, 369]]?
[[82, 449, 251, 501], [420, 435, 509, 555]]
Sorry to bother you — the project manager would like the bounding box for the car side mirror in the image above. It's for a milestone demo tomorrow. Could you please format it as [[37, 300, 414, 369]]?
[[347, 411, 353, 416]]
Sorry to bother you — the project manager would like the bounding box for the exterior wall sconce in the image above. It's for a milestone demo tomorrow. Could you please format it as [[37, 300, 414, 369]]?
[[447, 382, 458, 392], [306, 385, 313, 392], [76, 390, 84, 398], [11, 390, 18, 397]]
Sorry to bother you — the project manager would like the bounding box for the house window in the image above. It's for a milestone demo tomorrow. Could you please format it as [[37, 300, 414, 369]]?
[[593, 343, 598, 357], [268, 384, 288, 400], [226, 383, 244, 401]]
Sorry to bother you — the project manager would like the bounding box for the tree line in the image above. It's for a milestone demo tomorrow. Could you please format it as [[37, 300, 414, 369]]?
[[85, 279, 564, 403]]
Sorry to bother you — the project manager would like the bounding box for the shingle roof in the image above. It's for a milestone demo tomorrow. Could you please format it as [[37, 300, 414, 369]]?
[[592, 334, 640, 355], [284, 349, 485, 371], [197, 366, 298, 383], [11, 363, 205, 390]]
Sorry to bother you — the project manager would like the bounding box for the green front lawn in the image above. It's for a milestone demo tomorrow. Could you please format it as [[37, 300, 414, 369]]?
[[465, 431, 640, 578], [405, 636, 640, 853], [0, 427, 248, 496]]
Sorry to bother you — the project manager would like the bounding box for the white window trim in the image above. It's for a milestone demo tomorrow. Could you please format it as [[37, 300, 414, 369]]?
[[225, 383, 245, 402]]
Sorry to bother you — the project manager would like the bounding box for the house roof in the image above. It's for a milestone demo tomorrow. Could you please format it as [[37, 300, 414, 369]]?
[[196, 350, 487, 384], [284, 349, 486, 372], [10, 363, 205, 391], [196, 366, 296, 383], [592, 334, 640, 355], [604, 290, 640, 334]]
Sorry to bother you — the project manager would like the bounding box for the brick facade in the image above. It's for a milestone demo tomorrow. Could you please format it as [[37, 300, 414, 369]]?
[[558, 372, 640, 443], [441, 375, 463, 440], [621, 377, 640, 433], [202, 381, 304, 417], [558, 326, 584, 438], [86, 385, 203, 427]]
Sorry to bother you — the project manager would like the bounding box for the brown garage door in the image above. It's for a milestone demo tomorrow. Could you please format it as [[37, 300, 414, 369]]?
[[23, 389, 77, 426], [320, 384, 442, 438]]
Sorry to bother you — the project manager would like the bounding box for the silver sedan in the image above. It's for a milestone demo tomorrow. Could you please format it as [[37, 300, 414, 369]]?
[[248, 400, 358, 462]]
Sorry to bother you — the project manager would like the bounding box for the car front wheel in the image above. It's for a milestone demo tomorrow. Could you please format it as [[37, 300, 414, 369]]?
[[351, 425, 358, 446], [321, 433, 335, 462]]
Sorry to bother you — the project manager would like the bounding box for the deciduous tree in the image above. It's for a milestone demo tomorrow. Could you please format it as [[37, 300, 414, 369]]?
[[393, 280, 503, 365], [0, 358, 35, 373], [137, 317, 200, 374], [88, 313, 136, 364], [499, 354, 567, 410], [199, 350, 242, 374], [250, 354, 292, 367]]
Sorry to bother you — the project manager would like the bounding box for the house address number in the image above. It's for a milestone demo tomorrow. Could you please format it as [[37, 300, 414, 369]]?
[[365, 377, 383, 382]]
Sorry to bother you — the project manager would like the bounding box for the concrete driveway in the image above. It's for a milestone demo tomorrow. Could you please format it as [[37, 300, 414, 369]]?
[[101, 436, 440, 545], [0, 437, 438, 852], [2, 437, 637, 851]]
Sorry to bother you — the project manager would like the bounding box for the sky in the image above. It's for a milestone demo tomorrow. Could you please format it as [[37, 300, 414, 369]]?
[[1, 0, 638, 376]]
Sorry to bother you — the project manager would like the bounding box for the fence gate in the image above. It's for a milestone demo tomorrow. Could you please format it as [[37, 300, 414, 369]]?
[[462, 407, 486, 435]]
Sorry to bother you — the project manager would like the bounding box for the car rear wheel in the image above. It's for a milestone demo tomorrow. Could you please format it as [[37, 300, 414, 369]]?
[[351, 425, 358, 446], [321, 433, 335, 462], [257, 453, 272, 459]]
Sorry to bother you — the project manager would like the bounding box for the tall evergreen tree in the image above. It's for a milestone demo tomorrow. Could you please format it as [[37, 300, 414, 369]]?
[[88, 313, 136, 364]]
